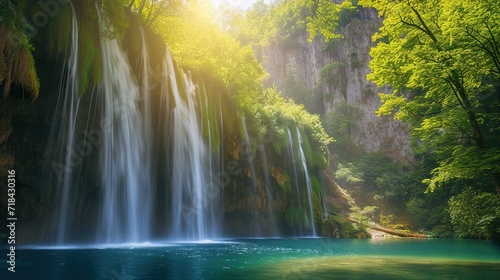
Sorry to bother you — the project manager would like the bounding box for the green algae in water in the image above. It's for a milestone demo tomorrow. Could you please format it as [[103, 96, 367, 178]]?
[[263, 257, 500, 280]]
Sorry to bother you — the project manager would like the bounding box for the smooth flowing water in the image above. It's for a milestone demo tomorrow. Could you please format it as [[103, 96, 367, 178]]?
[[261, 148, 279, 236], [53, 3, 80, 244], [296, 127, 317, 236], [50, 8, 225, 243], [167, 51, 219, 241], [11, 239, 500, 279], [99, 16, 152, 244], [241, 117, 262, 235]]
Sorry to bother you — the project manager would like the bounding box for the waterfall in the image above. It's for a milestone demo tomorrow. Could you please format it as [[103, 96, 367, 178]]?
[[260, 148, 279, 236], [54, 3, 80, 243], [98, 19, 152, 243], [286, 126, 303, 235], [287, 127, 302, 209], [165, 51, 220, 241], [50, 4, 326, 244], [51, 9, 223, 242], [296, 127, 317, 236], [241, 117, 262, 235], [319, 172, 328, 220]]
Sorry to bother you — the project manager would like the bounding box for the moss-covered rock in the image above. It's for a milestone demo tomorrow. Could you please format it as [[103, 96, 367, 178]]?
[[321, 215, 370, 238]]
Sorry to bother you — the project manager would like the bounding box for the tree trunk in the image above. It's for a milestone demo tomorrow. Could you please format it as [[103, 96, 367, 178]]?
[[451, 74, 486, 148], [491, 172, 500, 198]]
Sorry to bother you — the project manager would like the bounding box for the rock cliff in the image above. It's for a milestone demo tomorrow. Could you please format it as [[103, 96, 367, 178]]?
[[258, 7, 413, 163]]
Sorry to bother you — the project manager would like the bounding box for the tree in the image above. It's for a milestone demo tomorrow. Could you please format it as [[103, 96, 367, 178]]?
[[449, 188, 500, 239], [150, 1, 266, 98], [306, 0, 353, 42], [359, 0, 500, 195], [322, 101, 361, 160], [128, 0, 185, 26]]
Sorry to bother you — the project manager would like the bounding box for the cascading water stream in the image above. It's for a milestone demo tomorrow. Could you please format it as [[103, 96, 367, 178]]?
[[138, 27, 154, 180], [287, 127, 302, 207], [319, 173, 328, 220], [165, 51, 220, 241], [296, 127, 317, 236], [98, 14, 152, 243], [286, 126, 303, 235], [51, 4, 328, 244], [260, 149, 279, 236], [55, 3, 80, 243], [241, 117, 262, 235], [200, 83, 223, 239]]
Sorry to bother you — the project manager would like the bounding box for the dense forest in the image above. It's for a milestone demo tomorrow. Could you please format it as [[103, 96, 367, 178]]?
[[231, 0, 500, 239], [0, 0, 499, 241]]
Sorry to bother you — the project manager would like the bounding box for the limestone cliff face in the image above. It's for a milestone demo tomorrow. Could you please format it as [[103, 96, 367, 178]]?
[[258, 8, 413, 163]]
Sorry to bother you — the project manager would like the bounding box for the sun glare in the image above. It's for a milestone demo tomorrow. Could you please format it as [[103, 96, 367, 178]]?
[[210, 0, 260, 10]]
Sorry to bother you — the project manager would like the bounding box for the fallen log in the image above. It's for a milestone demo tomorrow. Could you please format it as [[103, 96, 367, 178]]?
[[328, 210, 428, 238], [368, 224, 427, 238]]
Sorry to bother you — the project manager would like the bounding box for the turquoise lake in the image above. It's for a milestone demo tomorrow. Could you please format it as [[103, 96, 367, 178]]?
[[5, 238, 500, 279]]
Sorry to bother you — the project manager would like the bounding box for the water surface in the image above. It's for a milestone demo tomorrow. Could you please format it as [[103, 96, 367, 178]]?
[[5, 239, 500, 279]]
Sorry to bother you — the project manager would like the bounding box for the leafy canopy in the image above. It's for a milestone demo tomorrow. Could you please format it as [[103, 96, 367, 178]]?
[[359, 0, 500, 193]]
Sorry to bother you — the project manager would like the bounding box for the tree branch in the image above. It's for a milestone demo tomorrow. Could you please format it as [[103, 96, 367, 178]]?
[[445, 79, 466, 109], [453, 122, 474, 141], [399, 15, 428, 35], [127, 0, 135, 9], [407, 4, 439, 47]]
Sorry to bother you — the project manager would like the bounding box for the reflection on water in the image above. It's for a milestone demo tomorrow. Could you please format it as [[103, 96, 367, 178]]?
[[275, 257, 500, 280], [8, 239, 500, 279]]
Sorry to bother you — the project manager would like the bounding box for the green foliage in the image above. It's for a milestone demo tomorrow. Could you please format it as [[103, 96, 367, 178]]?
[[191, 70, 225, 150], [322, 101, 361, 160], [335, 152, 455, 232], [149, 1, 333, 231], [337, 3, 359, 27], [407, 196, 449, 231], [349, 205, 378, 225], [1, 0, 335, 236], [285, 207, 307, 228], [322, 214, 370, 238], [0, 0, 39, 98], [152, 1, 266, 100], [321, 37, 343, 54], [404, 174, 455, 232], [272, 0, 310, 46], [232, 0, 352, 47], [319, 62, 343, 85], [247, 0, 310, 46], [306, 0, 350, 42], [449, 188, 500, 239], [311, 175, 322, 199], [379, 212, 394, 228], [360, 0, 500, 193], [76, 15, 101, 94], [335, 163, 364, 187], [424, 146, 500, 192], [245, 87, 332, 169], [101, 0, 129, 38], [226, 0, 271, 46], [47, 3, 72, 53], [45, 0, 132, 94], [358, 154, 414, 197], [283, 78, 312, 110]]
